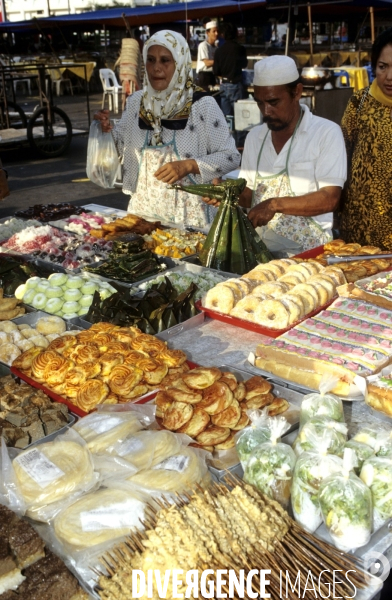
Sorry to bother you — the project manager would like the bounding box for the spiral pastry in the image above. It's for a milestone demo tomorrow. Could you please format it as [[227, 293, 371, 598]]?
[[92, 332, 116, 346], [73, 330, 96, 343], [12, 346, 43, 372], [44, 356, 73, 386], [47, 336, 76, 355], [131, 334, 167, 357], [122, 350, 148, 366], [115, 326, 141, 343], [99, 353, 124, 378], [64, 381, 80, 399], [137, 358, 168, 385], [78, 361, 102, 379], [89, 322, 117, 333], [158, 348, 188, 367], [101, 393, 119, 405], [71, 344, 101, 365], [31, 350, 61, 381], [76, 379, 109, 412], [108, 365, 143, 397], [105, 342, 131, 356], [48, 381, 66, 395], [119, 384, 148, 401]]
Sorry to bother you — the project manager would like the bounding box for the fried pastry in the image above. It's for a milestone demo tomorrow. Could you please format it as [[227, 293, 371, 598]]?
[[155, 390, 174, 416], [214, 431, 236, 450], [47, 336, 76, 355], [197, 381, 233, 415], [31, 350, 60, 381], [158, 348, 187, 367], [43, 356, 72, 386], [177, 408, 210, 437], [131, 334, 166, 357], [166, 380, 202, 404], [76, 380, 109, 411], [244, 392, 275, 410], [99, 353, 124, 378], [162, 401, 193, 430], [71, 344, 101, 365], [234, 381, 246, 401], [12, 346, 42, 372], [211, 400, 241, 428], [108, 365, 143, 397], [231, 411, 250, 431], [137, 358, 168, 385], [196, 425, 230, 446], [183, 367, 222, 390], [268, 398, 290, 416], [244, 376, 272, 399]]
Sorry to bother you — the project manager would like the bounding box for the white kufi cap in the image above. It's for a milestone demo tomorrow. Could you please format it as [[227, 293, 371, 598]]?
[[254, 56, 299, 86], [206, 21, 218, 30]]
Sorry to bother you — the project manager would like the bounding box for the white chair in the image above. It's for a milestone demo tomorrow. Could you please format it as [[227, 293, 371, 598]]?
[[49, 68, 73, 96], [13, 77, 31, 95], [99, 68, 122, 114]]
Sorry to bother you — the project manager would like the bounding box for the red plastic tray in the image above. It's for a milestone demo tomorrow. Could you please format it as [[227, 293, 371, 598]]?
[[292, 245, 325, 260], [11, 360, 199, 417]]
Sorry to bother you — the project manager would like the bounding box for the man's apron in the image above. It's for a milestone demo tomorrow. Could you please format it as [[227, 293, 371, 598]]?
[[129, 131, 214, 229], [252, 116, 331, 256]]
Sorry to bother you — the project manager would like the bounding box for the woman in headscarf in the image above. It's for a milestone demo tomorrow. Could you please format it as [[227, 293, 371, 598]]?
[[339, 27, 392, 249], [95, 30, 240, 229]]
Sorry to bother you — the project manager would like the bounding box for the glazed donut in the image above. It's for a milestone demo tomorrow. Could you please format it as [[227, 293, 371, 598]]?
[[324, 266, 347, 285], [300, 262, 320, 276], [258, 263, 284, 278], [308, 281, 328, 305], [251, 282, 288, 298], [204, 284, 241, 314], [278, 258, 297, 267], [0, 321, 18, 333], [29, 335, 49, 349], [290, 285, 317, 314], [263, 260, 287, 275], [17, 324, 30, 331], [244, 269, 275, 283], [309, 276, 335, 302], [218, 279, 245, 299], [283, 293, 306, 318], [0, 342, 21, 366], [0, 332, 10, 344], [230, 296, 260, 322], [240, 277, 259, 291], [287, 264, 312, 279], [253, 299, 290, 329], [306, 260, 325, 273], [280, 296, 302, 325], [15, 339, 35, 352], [35, 315, 66, 336], [251, 292, 272, 302], [228, 278, 253, 295], [278, 272, 306, 286]]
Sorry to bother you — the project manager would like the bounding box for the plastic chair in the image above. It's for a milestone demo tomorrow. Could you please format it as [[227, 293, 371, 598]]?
[[50, 69, 73, 96], [13, 78, 31, 95], [332, 69, 351, 88], [99, 68, 122, 114]]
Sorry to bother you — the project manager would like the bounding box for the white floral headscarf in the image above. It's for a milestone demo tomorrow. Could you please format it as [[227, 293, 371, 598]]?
[[140, 30, 194, 146]]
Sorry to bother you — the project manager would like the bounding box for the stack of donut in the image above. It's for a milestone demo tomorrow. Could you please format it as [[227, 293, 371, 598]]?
[[315, 239, 392, 282], [204, 259, 346, 329]]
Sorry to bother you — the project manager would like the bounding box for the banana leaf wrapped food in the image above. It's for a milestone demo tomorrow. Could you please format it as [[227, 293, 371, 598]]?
[[171, 179, 273, 274]]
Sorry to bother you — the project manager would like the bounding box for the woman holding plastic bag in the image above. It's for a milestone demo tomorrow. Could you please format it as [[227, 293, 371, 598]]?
[[93, 30, 240, 229]]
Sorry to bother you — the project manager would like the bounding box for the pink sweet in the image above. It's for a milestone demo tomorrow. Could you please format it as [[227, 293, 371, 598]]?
[[368, 309, 377, 315], [327, 326, 336, 334], [315, 322, 325, 330], [357, 305, 366, 312], [332, 357, 344, 364], [297, 347, 308, 355], [372, 325, 383, 333], [275, 341, 285, 348], [297, 333, 308, 340], [309, 351, 319, 357], [321, 340, 333, 348], [346, 362, 360, 370], [337, 330, 347, 338], [360, 322, 370, 330], [331, 313, 341, 320], [380, 339, 392, 347], [286, 344, 297, 352], [342, 315, 351, 323]]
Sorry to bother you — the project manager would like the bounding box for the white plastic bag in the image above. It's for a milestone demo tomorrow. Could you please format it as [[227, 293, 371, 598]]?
[[235, 408, 271, 469], [243, 417, 295, 509], [293, 416, 347, 457], [353, 423, 391, 452], [299, 375, 344, 429], [72, 411, 145, 454], [319, 448, 372, 552], [344, 440, 374, 474], [86, 120, 120, 189], [360, 456, 392, 529]]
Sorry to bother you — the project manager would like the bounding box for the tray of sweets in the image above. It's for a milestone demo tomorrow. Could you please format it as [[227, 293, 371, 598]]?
[[197, 298, 335, 339]]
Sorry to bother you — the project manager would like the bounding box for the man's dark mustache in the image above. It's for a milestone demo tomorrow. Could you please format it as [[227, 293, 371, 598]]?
[[262, 116, 276, 124]]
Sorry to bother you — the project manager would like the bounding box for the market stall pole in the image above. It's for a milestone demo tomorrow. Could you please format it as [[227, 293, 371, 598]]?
[[370, 6, 375, 43], [307, 2, 314, 66]]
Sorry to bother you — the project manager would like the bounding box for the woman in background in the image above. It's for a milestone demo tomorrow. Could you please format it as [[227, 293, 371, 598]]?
[[340, 28, 392, 249]]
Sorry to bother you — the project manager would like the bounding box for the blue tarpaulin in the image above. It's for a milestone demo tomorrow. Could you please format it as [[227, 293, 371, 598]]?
[[0, 0, 266, 32]]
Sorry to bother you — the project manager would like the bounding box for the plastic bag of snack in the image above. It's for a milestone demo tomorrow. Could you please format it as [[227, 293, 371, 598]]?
[[53, 485, 148, 553], [126, 446, 210, 494], [344, 440, 374, 474], [72, 411, 146, 454], [319, 448, 372, 552], [3, 429, 99, 522], [291, 440, 343, 533], [86, 120, 120, 189], [299, 376, 344, 429], [243, 418, 295, 509], [360, 456, 392, 529], [293, 416, 347, 457], [375, 432, 392, 459], [235, 408, 272, 469], [352, 423, 391, 451]]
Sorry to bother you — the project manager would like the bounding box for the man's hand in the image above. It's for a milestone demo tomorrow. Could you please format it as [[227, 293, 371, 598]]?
[[93, 109, 112, 133], [247, 198, 277, 228], [154, 159, 199, 184], [0, 170, 10, 201], [201, 177, 222, 206]]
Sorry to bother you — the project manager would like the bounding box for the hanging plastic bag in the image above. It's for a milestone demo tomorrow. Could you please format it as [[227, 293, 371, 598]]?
[[376, 432, 392, 459], [360, 456, 392, 529], [235, 408, 272, 469], [319, 448, 372, 552], [291, 442, 343, 533], [86, 120, 120, 189], [243, 417, 295, 509], [353, 423, 391, 452], [344, 440, 374, 474], [299, 375, 344, 429], [293, 416, 347, 457]]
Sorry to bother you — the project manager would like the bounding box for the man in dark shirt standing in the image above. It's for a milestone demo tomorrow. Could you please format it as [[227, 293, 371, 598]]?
[[213, 23, 248, 118]]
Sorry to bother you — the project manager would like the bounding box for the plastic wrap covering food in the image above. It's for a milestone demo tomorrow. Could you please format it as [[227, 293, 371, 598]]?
[[86, 121, 120, 189], [72, 412, 145, 454], [106, 430, 184, 471], [319, 449, 372, 552], [235, 408, 272, 469], [344, 440, 374, 474], [2, 429, 99, 522], [126, 446, 210, 494], [243, 417, 295, 509], [353, 423, 391, 451], [376, 432, 392, 459], [299, 376, 344, 429], [53, 486, 147, 551], [360, 456, 392, 529], [293, 416, 347, 457], [291, 451, 343, 533]]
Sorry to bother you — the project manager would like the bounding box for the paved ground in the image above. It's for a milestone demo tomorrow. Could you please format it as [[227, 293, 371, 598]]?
[[0, 92, 128, 219]]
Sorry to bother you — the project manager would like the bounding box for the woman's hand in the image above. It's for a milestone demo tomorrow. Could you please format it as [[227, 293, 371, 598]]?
[[201, 178, 222, 206], [154, 159, 199, 184], [247, 198, 277, 228], [93, 109, 112, 133]]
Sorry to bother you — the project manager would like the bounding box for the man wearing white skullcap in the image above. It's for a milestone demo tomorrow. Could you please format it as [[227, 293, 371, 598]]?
[[204, 55, 347, 256], [196, 21, 219, 90]]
